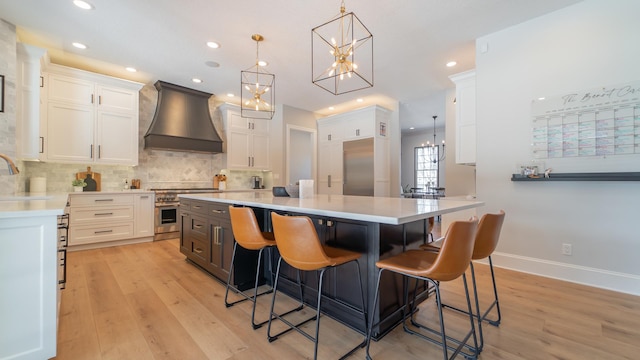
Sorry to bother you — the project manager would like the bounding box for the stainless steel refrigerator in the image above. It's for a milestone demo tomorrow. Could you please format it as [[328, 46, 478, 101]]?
[[343, 138, 374, 196]]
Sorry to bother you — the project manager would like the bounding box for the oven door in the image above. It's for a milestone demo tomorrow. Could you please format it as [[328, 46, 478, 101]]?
[[154, 203, 180, 240]]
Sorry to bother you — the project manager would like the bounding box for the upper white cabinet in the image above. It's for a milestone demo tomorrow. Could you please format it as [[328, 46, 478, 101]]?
[[449, 70, 476, 165], [16, 43, 47, 161], [317, 105, 391, 196], [219, 103, 271, 170], [41, 64, 143, 165]]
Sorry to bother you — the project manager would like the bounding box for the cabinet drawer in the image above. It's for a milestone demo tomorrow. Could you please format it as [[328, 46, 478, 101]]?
[[69, 194, 134, 206], [190, 214, 209, 237], [69, 222, 134, 245], [209, 203, 229, 218], [190, 201, 208, 215], [191, 237, 210, 264], [70, 205, 133, 224]]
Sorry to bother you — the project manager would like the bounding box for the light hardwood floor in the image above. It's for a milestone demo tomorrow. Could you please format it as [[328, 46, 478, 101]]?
[[56, 239, 640, 359]]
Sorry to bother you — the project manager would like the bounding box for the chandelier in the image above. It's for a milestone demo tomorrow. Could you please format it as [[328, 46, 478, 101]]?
[[311, 0, 373, 95], [241, 34, 275, 119], [426, 115, 445, 163]]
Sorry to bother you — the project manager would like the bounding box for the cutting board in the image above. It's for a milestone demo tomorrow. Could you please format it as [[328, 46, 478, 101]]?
[[76, 166, 101, 191]]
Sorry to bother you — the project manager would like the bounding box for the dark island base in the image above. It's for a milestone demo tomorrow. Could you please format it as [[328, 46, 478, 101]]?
[[179, 198, 433, 341]]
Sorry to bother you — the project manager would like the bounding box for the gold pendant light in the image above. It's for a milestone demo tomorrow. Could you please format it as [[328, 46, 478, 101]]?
[[241, 34, 275, 119], [311, 0, 373, 95]]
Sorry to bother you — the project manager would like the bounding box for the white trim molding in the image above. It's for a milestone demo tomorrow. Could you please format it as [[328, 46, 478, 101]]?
[[486, 252, 640, 296]]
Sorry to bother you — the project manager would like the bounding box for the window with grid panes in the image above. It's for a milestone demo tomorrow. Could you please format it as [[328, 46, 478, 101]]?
[[415, 145, 440, 191]]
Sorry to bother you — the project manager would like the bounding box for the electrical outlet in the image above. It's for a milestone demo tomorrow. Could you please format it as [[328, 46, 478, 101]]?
[[562, 243, 572, 256]]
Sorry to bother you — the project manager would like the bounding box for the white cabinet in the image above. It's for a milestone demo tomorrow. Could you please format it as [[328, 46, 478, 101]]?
[[317, 119, 344, 194], [42, 64, 143, 165], [0, 215, 58, 360], [134, 193, 155, 237], [317, 105, 391, 196], [219, 103, 271, 170], [68, 192, 154, 249], [16, 43, 47, 161], [449, 70, 476, 165]]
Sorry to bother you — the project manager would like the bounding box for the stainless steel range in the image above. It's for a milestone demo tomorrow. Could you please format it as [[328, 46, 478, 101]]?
[[152, 188, 220, 241]]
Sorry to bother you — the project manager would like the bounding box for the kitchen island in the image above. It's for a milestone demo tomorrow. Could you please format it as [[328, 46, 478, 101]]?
[[0, 194, 68, 360], [178, 192, 484, 339]]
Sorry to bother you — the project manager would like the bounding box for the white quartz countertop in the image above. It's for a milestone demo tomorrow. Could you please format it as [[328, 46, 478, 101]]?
[[0, 193, 69, 219], [179, 192, 484, 225], [68, 190, 154, 195]]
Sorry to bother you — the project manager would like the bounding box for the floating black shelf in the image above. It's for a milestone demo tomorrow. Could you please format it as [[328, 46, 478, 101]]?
[[511, 172, 640, 181]]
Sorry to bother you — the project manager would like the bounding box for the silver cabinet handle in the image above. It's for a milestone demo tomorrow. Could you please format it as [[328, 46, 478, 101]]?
[[95, 229, 113, 234], [91, 94, 94, 104], [194, 247, 203, 254], [95, 199, 114, 202], [39, 137, 44, 153], [193, 205, 201, 210], [94, 212, 113, 216], [328, 174, 331, 187], [90, 144, 93, 158], [211, 209, 226, 214], [194, 224, 203, 229], [98, 95, 102, 105], [141, 196, 149, 199], [328, 134, 332, 141]]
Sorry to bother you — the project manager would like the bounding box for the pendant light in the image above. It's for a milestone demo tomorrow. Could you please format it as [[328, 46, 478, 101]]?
[[427, 115, 445, 163], [241, 34, 275, 119], [311, 0, 373, 95]]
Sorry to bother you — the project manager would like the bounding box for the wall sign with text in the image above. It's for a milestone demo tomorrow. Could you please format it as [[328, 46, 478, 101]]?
[[531, 81, 640, 158]]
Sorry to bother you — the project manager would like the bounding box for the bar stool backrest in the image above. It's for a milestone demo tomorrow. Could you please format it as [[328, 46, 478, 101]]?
[[271, 213, 331, 271], [472, 210, 506, 260], [426, 219, 478, 282], [229, 206, 270, 250]]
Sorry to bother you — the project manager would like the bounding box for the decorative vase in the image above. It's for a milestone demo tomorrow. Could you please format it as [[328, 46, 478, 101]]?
[[74, 186, 84, 192]]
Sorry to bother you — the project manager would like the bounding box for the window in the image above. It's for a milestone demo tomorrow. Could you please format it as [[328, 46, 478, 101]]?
[[415, 145, 440, 190]]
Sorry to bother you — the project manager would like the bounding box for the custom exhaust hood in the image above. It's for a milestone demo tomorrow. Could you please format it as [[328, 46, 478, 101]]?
[[144, 81, 223, 153]]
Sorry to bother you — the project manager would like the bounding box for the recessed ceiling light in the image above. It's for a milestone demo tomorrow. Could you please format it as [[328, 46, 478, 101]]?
[[538, 97, 546, 100], [205, 61, 220, 68], [206, 41, 220, 49], [125, 67, 137, 72], [409, 127, 415, 130], [192, 78, 203, 83], [258, 60, 268, 67], [446, 61, 457, 67], [329, 106, 335, 110], [73, 0, 93, 10], [356, 98, 363, 103], [72, 42, 87, 49], [227, 93, 235, 97]]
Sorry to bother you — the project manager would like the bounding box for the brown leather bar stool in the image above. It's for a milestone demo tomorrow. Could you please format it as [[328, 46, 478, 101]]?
[[366, 219, 479, 360], [225, 206, 303, 329], [420, 210, 506, 352], [268, 212, 367, 360]]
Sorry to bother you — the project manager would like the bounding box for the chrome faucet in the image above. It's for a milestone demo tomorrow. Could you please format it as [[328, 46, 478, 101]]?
[[0, 154, 20, 175]]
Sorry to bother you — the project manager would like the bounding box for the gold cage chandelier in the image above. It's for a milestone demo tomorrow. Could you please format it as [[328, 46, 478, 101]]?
[[241, 34, 275, 119], [311, 0, 373, 95]]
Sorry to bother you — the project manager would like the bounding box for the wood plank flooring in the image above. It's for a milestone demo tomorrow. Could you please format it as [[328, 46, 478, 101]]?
[[56, 239, 640, 359]]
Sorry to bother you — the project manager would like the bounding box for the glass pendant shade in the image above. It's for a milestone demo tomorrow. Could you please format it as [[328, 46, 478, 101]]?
[[241, 34, 275, 119], [312, 3, 373, 95]]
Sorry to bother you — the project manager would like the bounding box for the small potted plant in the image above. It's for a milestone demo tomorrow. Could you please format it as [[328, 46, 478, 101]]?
[[72, 179, 87, 192]]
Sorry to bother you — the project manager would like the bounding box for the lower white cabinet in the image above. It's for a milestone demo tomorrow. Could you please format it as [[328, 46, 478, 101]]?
[[0, 215, 58, 360], [68, 192, 154, 249]]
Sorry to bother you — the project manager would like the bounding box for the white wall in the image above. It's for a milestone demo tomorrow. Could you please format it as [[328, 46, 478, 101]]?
[[476, 0, 640, 294]]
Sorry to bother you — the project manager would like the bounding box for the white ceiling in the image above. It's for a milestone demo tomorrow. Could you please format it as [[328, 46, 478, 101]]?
[[0, 0, 581, 131]]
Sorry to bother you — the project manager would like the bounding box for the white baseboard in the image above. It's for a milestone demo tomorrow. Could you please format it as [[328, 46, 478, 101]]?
[[484, 252, 640, 296]]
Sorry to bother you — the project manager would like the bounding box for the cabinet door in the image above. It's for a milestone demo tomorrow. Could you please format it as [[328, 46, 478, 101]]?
[[227, 130, 251, 168], [45, 102, 94, 162], [96, 111, 138, 165], [134, 194, 154, 238], [343, 115, 374, 140], [251, 132, 271, 169], [97, 85, 138, 113], [48, 73, 94, 105], [210, 218, 234, 281], [317, 141, 343, 195]]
